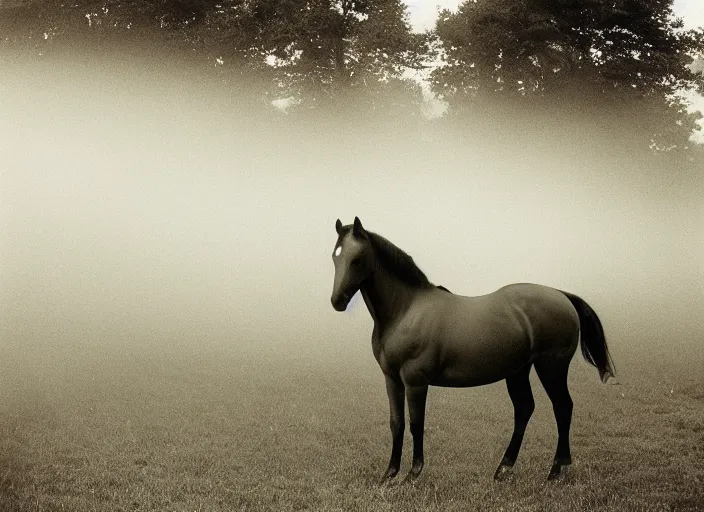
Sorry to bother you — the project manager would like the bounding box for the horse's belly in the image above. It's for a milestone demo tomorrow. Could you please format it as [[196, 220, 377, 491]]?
[[432, 336, 530, 387], [431, 303, 532, 387]]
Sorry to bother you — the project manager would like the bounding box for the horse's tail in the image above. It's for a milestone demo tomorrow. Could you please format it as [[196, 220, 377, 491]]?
[[560, 291, 617, 384]]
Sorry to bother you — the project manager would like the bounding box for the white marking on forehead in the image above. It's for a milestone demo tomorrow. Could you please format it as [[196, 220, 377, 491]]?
[[334, 245, 342, 257]]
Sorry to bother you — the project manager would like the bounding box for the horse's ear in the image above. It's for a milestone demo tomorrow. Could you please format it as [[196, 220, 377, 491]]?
[[335, 219, 342, 234], [353, 216, 364, 235]]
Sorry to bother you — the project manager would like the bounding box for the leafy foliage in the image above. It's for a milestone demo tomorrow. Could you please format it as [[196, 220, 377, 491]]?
[[430, 0, 704, 152], [198, 0, 427, 112], [1, 0, 703, 149], [0, 0, 426, 114]]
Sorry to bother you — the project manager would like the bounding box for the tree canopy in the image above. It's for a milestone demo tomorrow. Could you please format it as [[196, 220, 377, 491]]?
[[199, 0, 428, 113], [1, 0, 703, 154], [430, 0, 704, 153], [0, 0, 426, 115]]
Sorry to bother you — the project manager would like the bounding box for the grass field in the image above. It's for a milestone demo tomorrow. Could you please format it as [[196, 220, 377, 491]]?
[[1, 339, 703, 512]]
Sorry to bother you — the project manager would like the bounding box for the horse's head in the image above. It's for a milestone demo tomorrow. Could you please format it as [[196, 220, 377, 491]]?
[[331, 216, 374, 311]]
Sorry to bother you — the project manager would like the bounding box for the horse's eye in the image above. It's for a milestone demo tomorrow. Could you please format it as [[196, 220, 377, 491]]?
[[351, 257, 361, 266]]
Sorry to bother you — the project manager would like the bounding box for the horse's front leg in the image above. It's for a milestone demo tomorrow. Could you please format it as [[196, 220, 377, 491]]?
[[379, 375, 405, 484], [404, 384, 428, 482]]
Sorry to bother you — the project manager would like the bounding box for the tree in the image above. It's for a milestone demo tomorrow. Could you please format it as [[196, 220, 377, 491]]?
[[430, 0, 704, 152], [199, 0, 427, 113], [0, 0, 219, 47], [1, 0, 427, 115]]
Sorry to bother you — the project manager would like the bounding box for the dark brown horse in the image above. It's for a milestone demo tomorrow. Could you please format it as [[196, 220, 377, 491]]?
[[330, 217, 616, 483]]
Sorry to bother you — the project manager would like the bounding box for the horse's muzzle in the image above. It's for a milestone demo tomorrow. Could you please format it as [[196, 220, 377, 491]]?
[[331, 293, 351, 312]]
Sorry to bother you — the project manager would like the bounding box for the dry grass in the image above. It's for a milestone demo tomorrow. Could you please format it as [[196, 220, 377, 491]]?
[[1, 342, 702, 511]]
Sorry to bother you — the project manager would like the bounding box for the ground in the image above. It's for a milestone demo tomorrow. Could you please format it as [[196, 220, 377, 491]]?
[[1, 340, 702, 511]]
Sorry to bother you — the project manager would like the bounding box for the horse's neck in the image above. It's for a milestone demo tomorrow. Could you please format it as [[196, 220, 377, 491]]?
[[360, 266, 417, 330]]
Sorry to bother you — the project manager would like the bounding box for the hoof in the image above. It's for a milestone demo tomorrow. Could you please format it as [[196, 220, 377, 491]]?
[[493, 464, 514, 482], [402, 464, 424, 484], [547, 460, 573, 481], [379, 467, 399, 485]]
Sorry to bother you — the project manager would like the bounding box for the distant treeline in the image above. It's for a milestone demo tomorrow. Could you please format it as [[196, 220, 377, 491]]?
[[2, 0, 704, 159]]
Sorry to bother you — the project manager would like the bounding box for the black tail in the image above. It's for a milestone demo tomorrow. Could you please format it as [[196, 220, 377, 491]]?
[[560, 291, 617, 384]]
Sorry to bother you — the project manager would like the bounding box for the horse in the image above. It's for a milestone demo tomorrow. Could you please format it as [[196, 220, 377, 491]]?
[[330, 217, 616, 483]]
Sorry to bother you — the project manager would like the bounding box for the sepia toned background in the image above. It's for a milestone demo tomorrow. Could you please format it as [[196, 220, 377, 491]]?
[[1, 1, 703, 510]]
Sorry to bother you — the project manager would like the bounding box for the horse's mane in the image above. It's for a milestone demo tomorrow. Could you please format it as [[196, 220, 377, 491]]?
[[366, 231, 434, 289], [338, 224, 450, 291]]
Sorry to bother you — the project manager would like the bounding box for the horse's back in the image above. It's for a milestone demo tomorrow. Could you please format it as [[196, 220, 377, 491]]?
[[447, 282, 577, 327], [411, 283, 580, 387], [493, 283, 580, 356]]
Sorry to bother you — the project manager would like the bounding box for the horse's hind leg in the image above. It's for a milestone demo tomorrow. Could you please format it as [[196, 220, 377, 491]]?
[[534, 358, 574, 480], [494, 363, 534, 481]]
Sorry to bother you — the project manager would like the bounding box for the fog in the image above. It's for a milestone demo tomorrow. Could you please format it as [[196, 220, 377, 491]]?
[[1, 49, 703, 390]]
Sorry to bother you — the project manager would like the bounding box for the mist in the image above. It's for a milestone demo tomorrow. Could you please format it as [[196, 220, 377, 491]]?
[[1, 48, 703, 393]]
